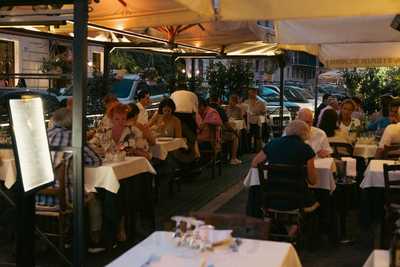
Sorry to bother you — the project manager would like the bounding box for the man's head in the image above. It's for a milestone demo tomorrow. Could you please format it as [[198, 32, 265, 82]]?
[[52, 108, 72, 129], [229, 95, 239, 107], [198, 97, 208, 114], [247, 88, 258, 100], [322, 93, 331, 104], [285, 120, 310, 141], [327, 96, 339, 110], [297, 108, 313, 127], [136, 89, 151, 107]]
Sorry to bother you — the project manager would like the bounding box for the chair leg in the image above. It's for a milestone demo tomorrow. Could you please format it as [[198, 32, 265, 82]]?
[[211, 157, 215, 179]]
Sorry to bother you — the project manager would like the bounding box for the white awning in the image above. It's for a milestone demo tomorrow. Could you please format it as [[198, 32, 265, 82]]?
[[176, 0, 400, 21]]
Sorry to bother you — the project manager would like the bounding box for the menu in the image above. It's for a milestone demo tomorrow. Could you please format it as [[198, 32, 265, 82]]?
[[9, 97, 54, 192]]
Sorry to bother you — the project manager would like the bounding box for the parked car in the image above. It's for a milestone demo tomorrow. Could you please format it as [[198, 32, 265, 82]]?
[[111, 74, 169, 107], [258, 86, 300, 119], [0, 88, 60, 123], [260, 85, 316, 112]]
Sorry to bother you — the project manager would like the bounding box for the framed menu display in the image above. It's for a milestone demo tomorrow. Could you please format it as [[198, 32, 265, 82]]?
[[9, 97, 54, 193]]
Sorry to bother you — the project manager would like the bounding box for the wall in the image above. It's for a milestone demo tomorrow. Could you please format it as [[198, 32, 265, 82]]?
[[0, 32, 49, 88]]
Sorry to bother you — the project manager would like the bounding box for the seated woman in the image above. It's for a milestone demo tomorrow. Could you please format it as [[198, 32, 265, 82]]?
[[338, 99, 360, 134], [319, 109, 352, 144], [121, 103, 155, 160], [251, 120, 319, 211], [196, 98, 223, 151], [89, 103, 130, 156], [149, 98, 182, 138]]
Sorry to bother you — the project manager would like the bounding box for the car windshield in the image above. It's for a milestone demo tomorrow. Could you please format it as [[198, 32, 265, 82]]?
[[111, 79, 135, 98], [284, 87, 308, 103], [259, 86, 286, 102]]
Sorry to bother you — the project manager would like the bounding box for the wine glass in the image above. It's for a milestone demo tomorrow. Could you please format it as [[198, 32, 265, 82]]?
[[171, 216, 185, 239]]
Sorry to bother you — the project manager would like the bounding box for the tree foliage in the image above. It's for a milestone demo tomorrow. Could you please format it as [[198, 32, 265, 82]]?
[[206, 61, 254, 99], [342, 67, 400, 113]]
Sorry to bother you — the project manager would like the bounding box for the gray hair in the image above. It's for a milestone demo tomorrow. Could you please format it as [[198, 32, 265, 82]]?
[[52, 107, 72, 129], [285, 120, 310, 141]]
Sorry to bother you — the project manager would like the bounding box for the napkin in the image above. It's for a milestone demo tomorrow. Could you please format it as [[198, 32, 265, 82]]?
[[341, 157, 357, 177], [243, 168, 260, 187], [208, 229, 233, 245]]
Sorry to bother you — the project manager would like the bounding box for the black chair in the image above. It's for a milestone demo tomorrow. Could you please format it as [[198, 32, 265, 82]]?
[[383, 144, 400, 160], [258, 163, 318, 247], [36, 160, 72, 250], [381, 164, 400, 247], [330, 142, 354, 158], [200, 124, 222, 179]]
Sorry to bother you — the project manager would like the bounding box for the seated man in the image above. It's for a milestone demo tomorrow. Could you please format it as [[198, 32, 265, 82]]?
[[297, 108, 332, 158], [196, 98, 222, 153], [209, 96, 241, 165], [252, 120, 319, 211], [45, 108, 104, 252], [376, 121, 400, 158]]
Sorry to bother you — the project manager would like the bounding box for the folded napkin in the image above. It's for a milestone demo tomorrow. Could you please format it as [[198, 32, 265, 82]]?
[[207, 229, 233, 245], [341, 157, 357, 177], [243, 168, 260, 187]]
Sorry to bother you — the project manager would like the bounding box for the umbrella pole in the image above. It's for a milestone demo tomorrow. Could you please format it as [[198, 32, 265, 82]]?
[[314, 57, 320, 113]]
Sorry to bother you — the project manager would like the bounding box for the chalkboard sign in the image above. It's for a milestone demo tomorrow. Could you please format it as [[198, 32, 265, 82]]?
[[9, 97, 54, 193]]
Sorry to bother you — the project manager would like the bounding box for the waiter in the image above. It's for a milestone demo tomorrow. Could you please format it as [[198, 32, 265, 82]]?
[[170, 87, 198, 146]]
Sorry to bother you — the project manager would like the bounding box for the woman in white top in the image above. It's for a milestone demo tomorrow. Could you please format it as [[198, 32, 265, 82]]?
[[338, 99, 360, 134], [319, 109, 352, 144], [122, 103, 155, 160]]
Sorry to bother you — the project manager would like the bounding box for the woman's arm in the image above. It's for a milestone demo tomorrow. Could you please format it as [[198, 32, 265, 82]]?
[[306, 157, 318, 185], [251, 150, 267, 168], [136, 122, 156, 145], [148, 113, 159, 127]]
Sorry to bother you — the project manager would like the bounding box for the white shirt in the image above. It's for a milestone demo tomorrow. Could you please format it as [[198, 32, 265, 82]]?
[[307, 126, 333, 155], [170, 90, 198, 113], [339, 118, 361, 134], [137, 102, 148, 125], [379, 123, 400, 148]]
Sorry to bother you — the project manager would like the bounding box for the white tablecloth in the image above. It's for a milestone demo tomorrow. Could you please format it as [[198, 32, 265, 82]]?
[[243, 158, 336, 192], [107, 231, 302, 267], [0, 158, 16, 189], [150, 138, 188, 160], [229, 119, 246, 131], [353, 143, 378, 159], [0, 154, 156, 194], [360, 160, 400, 189], [363, 250, 388, 267], [310, 158, 337, 193], [85, 156, 156, 193]]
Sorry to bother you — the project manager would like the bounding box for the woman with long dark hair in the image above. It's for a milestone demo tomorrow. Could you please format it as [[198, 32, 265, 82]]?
[[319, 109, 350, 143]]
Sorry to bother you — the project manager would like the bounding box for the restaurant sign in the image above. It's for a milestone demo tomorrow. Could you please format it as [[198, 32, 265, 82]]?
[[9, 97, 54, 193]]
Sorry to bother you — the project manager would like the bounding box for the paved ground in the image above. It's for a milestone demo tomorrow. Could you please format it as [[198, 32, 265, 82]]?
[[0, 153, 376, 266]]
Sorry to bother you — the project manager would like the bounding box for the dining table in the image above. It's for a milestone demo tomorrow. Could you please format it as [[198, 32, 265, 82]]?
[[0, 148, 156, 194], [362, 250, 388, 267], [106, 231, 302, 267], [229, 119, 246, 131], [360, 159, 399, 189], [353, 142, 378, 159], [150, 137, 187, 160], [244, 157, 337, 193]]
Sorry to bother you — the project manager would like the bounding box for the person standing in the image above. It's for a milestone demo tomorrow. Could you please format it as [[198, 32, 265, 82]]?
[[136, 89, 151, 125], [170, 87, 199, 146], [244, 88, 266, 152]]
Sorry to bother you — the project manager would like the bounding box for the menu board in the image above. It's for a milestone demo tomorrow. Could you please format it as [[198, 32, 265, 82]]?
[[9, 97, 54, 192]]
